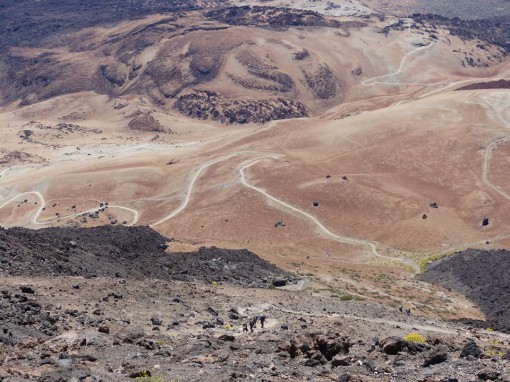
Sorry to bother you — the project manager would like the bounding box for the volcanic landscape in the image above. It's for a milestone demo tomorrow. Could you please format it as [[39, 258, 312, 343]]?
[[1, 1, 510, 381]]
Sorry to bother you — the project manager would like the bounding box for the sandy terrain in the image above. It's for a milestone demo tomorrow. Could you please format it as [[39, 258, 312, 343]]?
[[0, 6, 510, 318]]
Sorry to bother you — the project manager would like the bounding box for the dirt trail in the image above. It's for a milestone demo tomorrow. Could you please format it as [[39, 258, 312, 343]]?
[[150, 151, 280, 226], [0, 191, 139, 226], [361, 42, 435, 86], [481, 95, 510, 202], [239, 158, 421, 272]]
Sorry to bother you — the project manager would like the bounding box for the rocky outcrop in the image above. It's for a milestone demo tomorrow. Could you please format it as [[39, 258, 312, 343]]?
[[421, 248, 510, 333], [0, 226, 288, 288], [175, 90, 308, 124], [205, 6, 341, 30], [302, 64, 339, 100], [456, 79, 510, 90], [128, 113, 168, 133]]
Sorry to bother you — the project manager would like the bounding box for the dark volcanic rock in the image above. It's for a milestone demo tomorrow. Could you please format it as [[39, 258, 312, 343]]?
[[302, 64, 339, 100], [381, 336, 406, 355], [456, 79, 510, 90], [0, 0, 210, 49], [0, 226, 288, 288], [206, 6, 341, 30], [477, 368, 500, 381], [420, 248, 510, 333], [315, 334, 351, 360], [460, 339, 482, 359], [423, 346, 448, 367], [410, 14, 510, 53], [175, 90, 308, 124], [272, 279, 287, 287]]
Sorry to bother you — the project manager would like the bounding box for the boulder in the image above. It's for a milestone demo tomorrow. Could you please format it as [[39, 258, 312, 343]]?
[[460, 339, 482, 359], [272, 278, 287, 287], [303, 358, 321, 367], [202, 322, 215, 329], [477, 369, 500, 381], [218, 334, 235, 342], [117, 326, 145, 344], [423, 346, 448, 367], [307, 350, 327, 365], [380, 336, 406, 355], [332, 354, 351, 367], [315, 335, 351, 360], [151, 317, 162, 326], [21, 286, 35, 294]]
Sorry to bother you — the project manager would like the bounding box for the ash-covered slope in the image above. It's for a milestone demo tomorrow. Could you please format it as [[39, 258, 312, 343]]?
[[421, 248, 510, 333], [0, 225, 287, 287]]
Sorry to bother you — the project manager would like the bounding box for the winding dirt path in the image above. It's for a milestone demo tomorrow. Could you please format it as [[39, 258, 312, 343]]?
[[0, 191, 139, 226], [482, 137, 510, 201], [482, 96, 510, 202], [361, 42, 435, 86], [144, 150, 420, 270], [239, 158, 420, 271], [150, 151, 281, 227]]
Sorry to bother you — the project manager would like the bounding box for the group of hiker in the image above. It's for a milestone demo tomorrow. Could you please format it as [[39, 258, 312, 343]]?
[[399, 305, 412, 316], [242, 314, 267, 333]]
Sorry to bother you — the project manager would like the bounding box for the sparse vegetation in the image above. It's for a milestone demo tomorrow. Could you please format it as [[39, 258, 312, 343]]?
[[403, 333, 426, 343]]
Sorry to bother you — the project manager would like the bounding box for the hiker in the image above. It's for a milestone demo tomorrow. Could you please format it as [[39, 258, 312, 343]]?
[[370, 337, 379, 351], [249, 316, 257, 333], [242, 323, 248, 333], [406, 308, 411, 316], [260, 315, 266, 328]]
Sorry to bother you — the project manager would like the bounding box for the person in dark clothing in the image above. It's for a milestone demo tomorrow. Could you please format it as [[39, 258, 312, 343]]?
[[249, 316, 257, 333], [260, 315, 266, 328], [406, 308, 411, 316], [242, 323, 248, 333]]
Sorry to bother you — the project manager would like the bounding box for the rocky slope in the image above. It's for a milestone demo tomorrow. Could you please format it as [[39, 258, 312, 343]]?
[[1, 3, 507, 123], [0, 5, 348, 122], [1, 227, 510, 381], [421, 248, 510, 334], [0, 226, 288, 288]]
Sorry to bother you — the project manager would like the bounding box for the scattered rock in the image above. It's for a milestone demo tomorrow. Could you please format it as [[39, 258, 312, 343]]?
[[129, 370, 152, 379], [272, 278, 287, 287], [380, 336, 406, 355], [460, 339, 482, 359], [477, 368, 500, 381], [332, 354, 351, 367], [151, 317, 163, 326], [20, 286, 35, 294], [423, 346, 448, 367], [218, 334, 235, 342], [315, 334, 351, 360]]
